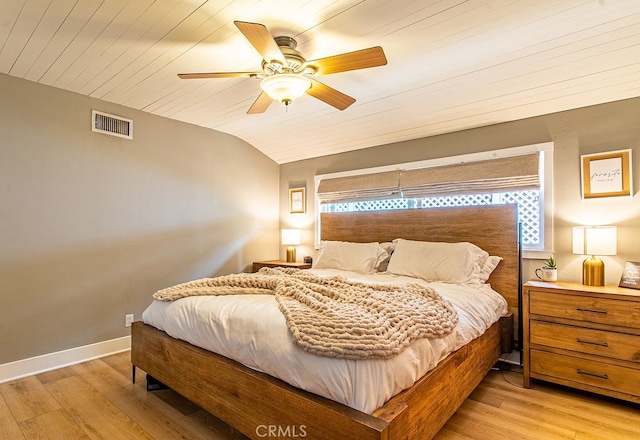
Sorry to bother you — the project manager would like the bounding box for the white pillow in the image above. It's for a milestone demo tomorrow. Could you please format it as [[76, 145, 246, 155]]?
[[377, 242, 396, 272], [478, 256, 503, 283], [386, 239, 489, 285], [313, 241, 387, 273]]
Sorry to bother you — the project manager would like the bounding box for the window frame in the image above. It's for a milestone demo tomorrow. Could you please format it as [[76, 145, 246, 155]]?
[[314, 142, 554, 259]]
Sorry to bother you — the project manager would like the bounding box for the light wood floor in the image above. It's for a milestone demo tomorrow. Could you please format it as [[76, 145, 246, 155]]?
[[1, 352, 638, 439]]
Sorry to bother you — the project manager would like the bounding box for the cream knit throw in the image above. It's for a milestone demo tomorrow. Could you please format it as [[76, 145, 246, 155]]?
[[153, 268, 458, 360]]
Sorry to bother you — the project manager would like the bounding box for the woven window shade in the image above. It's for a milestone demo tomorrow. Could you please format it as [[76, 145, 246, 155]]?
[[317, 153, 539, 203], [317, 170, 401, 203], [399, 153, 540, 198]]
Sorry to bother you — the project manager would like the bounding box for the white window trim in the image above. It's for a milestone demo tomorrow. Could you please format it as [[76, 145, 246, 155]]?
[[315, 142, 554, 260]]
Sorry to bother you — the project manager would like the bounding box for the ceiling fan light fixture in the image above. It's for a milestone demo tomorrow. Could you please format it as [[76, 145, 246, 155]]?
[[178, 21, 386, 113], [260, 73, 311, 105]]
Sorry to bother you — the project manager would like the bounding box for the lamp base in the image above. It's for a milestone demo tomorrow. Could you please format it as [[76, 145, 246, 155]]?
[[583, 255, 604, 286], [286, 246, 296, 263]]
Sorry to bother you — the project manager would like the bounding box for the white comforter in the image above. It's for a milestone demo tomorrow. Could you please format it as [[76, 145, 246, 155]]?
[[142, 269, 508, 414]]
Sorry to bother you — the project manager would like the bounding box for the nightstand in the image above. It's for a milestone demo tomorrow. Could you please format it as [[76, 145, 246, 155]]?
[[523, 280, 640, 404], [252, 260, 312, 273]]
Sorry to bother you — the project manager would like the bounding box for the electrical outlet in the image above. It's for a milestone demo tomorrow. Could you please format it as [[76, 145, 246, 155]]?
[[125, 314, 134, 327]]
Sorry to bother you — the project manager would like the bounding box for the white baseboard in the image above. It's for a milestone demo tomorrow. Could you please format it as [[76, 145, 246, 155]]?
[[0, 336, 131, 384]]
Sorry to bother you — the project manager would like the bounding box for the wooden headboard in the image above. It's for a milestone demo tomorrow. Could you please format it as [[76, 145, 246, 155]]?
[[320, 205, 519, 320]]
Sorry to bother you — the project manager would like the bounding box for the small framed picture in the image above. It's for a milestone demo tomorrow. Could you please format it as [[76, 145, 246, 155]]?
[[289, 187, 305, 213], [619, 261, 640, 290], [581, 149, 632, 199]]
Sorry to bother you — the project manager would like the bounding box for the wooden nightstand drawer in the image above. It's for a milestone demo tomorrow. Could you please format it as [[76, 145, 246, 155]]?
[[530, 320, 640, 363], [529, 291, 640, 329], [530, 349, 640, 398]]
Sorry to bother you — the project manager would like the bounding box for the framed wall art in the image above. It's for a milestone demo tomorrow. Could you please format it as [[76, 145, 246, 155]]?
[[619, 261, 640, 290], [581, 149, 632, 199], [289, 187, 305, 213]]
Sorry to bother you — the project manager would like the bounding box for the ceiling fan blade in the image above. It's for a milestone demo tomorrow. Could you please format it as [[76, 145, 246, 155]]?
[[247, 91, 273, 114], [307, 46, 387, 75], [178, 72, 260, 79], [234, 21, 286, 66], [306, 78, 356, 110]]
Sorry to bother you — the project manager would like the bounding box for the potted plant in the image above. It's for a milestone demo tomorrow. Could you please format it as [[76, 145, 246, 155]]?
[[535, 255, 557, 282], [545, 256, 556, 269]]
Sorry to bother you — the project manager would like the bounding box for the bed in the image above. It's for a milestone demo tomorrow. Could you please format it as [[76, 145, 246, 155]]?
[[131, 204, 519, 440]]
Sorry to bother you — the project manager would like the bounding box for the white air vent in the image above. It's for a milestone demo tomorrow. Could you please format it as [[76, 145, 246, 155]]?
[[92, 110, 133, 139]]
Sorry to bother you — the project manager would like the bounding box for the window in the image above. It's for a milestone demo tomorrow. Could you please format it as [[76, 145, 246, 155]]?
[[321, 190, 541, 248], [316, 143, 553, 255]]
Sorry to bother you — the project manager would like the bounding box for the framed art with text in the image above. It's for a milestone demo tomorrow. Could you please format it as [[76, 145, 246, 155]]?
[[619, 261, 640, 290], [289, 187, 305, 213], [581, 149, 632, 199]]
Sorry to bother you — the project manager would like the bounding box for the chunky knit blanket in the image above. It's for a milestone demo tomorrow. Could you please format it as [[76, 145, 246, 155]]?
[[153, 268, 458, 360]]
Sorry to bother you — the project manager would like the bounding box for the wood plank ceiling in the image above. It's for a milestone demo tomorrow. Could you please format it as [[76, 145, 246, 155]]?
[[1, 0, 639, 164]]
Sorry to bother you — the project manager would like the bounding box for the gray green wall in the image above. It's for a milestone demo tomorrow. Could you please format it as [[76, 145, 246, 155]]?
[[0, 74, 279, 365], [280, 97, 640, 285]]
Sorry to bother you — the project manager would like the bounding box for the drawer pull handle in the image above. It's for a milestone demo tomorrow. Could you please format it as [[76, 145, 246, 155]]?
[[576, 338, 608, 347], [577, 369, 608, 380], [576, 307, 608, 314]]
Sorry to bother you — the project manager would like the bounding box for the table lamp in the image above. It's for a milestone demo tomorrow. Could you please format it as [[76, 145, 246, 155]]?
[[281, 229, 301, 262], [572, 226, 617, 286]]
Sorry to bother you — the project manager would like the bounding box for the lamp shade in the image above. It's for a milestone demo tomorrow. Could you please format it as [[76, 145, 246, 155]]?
[[281, 229, 301, 246], [260, 74, 311, 104], [572, 226, 617, 256]]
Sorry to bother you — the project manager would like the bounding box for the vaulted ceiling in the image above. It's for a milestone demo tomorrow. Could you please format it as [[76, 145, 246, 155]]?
[[2, 0, 639, 163]]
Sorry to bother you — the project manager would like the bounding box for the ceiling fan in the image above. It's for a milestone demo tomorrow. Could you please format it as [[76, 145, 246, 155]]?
[[178, 21, 387, 114]]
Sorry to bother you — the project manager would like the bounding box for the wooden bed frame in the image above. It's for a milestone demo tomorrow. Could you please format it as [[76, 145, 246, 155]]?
[[131, 205, 519, 440]]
